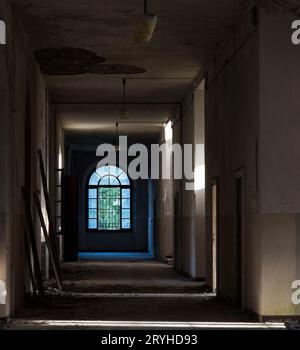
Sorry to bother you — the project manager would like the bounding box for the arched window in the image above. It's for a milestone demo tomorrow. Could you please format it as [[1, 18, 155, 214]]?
[[87, 165, 131, 231]]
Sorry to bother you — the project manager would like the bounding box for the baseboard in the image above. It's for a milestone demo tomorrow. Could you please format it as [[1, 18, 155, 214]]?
[[78, 250, 149, 253], [240, 307, 300, 323], [0, 317, 8, 327], [193, 277, 206, 282], [260, 315, 300, 322], [243, 307, 260, 321], [180, 270, 206, 282]]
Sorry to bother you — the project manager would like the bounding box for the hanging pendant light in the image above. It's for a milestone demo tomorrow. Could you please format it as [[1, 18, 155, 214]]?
[[136, 0, 157, 43], [113, 122, 120, 151], [120, 78, 130, 120]]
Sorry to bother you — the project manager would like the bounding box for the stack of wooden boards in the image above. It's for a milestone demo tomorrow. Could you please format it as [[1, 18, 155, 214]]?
[[22, 149, 62, 297]]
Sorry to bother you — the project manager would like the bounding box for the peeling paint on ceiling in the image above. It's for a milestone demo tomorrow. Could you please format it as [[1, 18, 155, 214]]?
[[18, 0, 298, 136], [14, 0, 252, 104]]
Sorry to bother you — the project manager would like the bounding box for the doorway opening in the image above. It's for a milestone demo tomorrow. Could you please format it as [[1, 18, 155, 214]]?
[[235, 173, 244, 309]]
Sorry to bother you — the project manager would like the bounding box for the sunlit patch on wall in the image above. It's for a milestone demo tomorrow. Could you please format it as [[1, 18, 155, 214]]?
[[0, 280, 7, 304], [0, 20, 6, 45], [194, 164, 205, 191]]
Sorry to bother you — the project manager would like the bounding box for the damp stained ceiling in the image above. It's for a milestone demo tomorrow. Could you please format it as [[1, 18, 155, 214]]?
[[13, 0, 297, 135]]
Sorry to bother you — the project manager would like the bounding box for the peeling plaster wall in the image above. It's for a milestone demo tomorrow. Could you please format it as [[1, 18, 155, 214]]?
[[156, 131, 174, 262], [0, 0, 13, 319], [194, 88, 206, 279], [181, 90, 206, 279], [181, 96, 197, 276], [258, 10, 300, 317], [205, 6, 300, 317], [172, 109, 183, 271], [0, 0, 48, 318], [205, 8, 260, 312], [170, 88, 206, 279]]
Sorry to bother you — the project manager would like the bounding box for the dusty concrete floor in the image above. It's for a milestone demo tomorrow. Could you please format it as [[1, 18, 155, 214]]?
[[46, 260, 210, 293], [12, 259, 252, 324]]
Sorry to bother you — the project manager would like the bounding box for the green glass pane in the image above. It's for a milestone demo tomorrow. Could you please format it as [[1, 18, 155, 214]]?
[[98, 187, 120, 230]]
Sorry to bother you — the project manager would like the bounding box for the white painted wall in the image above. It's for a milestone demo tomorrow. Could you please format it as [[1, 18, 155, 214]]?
[[205, 6, 300, 317], [205, 7, 260, 309], [194, 87, 206, 278], [157, 126, 174, 261], [170, 87, 206, 279], [181, 98, 197, 275], [0, 0, 12, 318], [0, 0, 48, 318], [257, 9, 300, 317]]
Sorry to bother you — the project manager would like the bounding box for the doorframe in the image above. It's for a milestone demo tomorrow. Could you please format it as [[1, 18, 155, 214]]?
[[174, 191, 182, 272], [234, 167, 246, 310], [211, 177, 220, 295]]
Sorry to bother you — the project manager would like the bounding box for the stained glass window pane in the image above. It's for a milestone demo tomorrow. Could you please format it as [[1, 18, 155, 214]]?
[[99, 176, 109, 185], [109, 165, 122, 177], [122, 209, 130, 219], [88, 209, 97, 218], [96, 166, 109, 177], [122, 189, 130, 198], [122, 219, 130, 229], [122, 198, 130, 209], [109, 176, 119, 185], [88, 166, 131, 231], [88, 198, 97, 208], [89, 189, 97, 198], [89, 172, 100, 185], [88, 219, 97, 229], [98, 187, 121, 230], [118, 172, 130, 185]]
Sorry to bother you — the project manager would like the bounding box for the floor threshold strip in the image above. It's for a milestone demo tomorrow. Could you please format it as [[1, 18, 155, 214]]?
[[45, 292, 216, 298], [9, 320, 287, 329]]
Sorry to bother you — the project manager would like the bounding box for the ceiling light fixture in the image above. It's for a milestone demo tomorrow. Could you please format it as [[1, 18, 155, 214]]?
[[135, 0, 157, 43], [113, 122, 120, 151], [120, 79, 130, 120]]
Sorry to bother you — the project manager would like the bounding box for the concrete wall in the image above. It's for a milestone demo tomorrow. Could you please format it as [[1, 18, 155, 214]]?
[[205, 7, 260, 309], [169, 86, 206, 279], [67, 144, 150, 252], [194, 87, 206, 279], [158, 132, 174, 261], [257, 9, 300, 317], [65, 138, 157, 253], [172, 110, 183, 271], [181, 96, 196, 276], [205, 6, 300, 317], [0, 0, 48, 318], [0, 0, 13, 318]]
